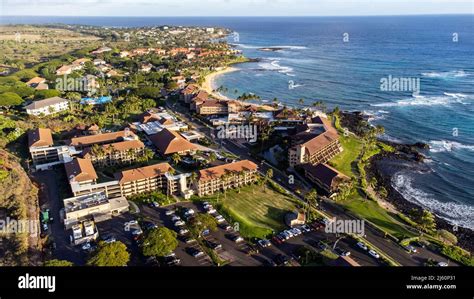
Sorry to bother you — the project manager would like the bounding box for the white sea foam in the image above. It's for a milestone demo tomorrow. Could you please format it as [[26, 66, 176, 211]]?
[[429, 140, 474, 153], [258, 58, 295, 76], [372, 93, 473, 107], [422, 70, 468, 78], [392, 172, 474, 230], [235, 44, 307, 50]]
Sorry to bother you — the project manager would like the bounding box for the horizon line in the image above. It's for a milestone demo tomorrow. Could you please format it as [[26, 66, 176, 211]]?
[[2, 13, 473, 18]]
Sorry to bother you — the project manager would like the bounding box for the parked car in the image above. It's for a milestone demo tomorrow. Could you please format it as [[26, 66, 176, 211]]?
[[103, 236, 116, 244], [228, 234, 244, 243], [405, 245, 418, 253], [149, 202, 160, 208], [437, 262, 448, 267], [368, 250, 380, 259], [184, 208, 195, 216], [186, 247, 204, 258], [142, 221, 157, 231], [215, 215, 225, 223], [207, 208, 217, 214], [178, 228, 189, 235], [300, 225, 312, 233], [218, 223, 232, 231], [257, 239, 271, 248], [174, 220, 186, 227], [357, 242, 368, 251], [171, 215, 181, 222], [280, 231, 291, 240], [184, 237, 196, 244], [272, 235, 284, 245], [284, 230, 295, 238], [335, 247, 351, 257], [274, 254, 290, 266], [165, 210, 176, 216], [205, 240, 222, 250], [81, 243, 91, 251], [290, 228, 302, 236]]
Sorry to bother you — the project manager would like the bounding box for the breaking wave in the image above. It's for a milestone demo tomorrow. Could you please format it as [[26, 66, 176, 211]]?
[[372, 93, 473, 107], [422, 70, 468, 79], [392, 172, 474, 230], [429, 140, 474, 153]]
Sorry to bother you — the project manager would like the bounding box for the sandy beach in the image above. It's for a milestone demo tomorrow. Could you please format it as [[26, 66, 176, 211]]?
[[202, 66, 239, 101], [201, 66, 277, 111]]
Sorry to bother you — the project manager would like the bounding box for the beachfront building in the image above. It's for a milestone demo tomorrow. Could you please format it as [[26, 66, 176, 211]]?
[[180, 84, 199, 103], [67, 129, 139, 150], [82, 140, 145, 166], [25, 96, 70, 117], [197, 99, 229, 115], [288, 116, 342, 168], [196, 160, 258, 196], [149, 128, 198, 156], [301, 163, 350, 194]]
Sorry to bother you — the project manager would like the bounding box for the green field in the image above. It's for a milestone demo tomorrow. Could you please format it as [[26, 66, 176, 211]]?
[[201, 183, 300, 239], [328, 134, 363, 177], [339, 193, 417, 240]]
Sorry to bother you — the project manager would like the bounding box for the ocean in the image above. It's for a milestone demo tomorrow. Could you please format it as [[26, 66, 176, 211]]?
[[2, 15, 474, 229]]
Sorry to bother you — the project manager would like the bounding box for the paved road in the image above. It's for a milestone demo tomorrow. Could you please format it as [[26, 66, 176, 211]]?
[[32, 170, 86, 265]]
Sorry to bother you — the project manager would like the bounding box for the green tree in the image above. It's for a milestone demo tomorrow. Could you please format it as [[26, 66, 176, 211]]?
[[0, 92, 23, 107], [191, 213, 218, 234], [44, 259, 74, 267], [87, 241, 130, 267], [419, 210, 436, 232], [141, 227, 178, 257], [34, 89, 61, 100], [171, 153, 182, 165]]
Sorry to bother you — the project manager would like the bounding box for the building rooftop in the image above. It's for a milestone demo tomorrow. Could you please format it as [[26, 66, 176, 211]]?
[[301, 163, 349, 188], [198, 160, 258, 182], [82, 140, 145, 158], [28, 128, 53, 148], [65, 158, 98, 183], [149, 128, 197, 155], [24, 96, 69, 110], [68, 130, 137, 147], [114, 162, 173, 184]]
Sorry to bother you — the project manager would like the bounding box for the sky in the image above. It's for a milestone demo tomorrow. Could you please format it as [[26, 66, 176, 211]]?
[[1, 0, 473, 17]]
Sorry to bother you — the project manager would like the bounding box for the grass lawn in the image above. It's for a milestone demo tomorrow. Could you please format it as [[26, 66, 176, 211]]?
[[329, 134, 363, 177], [339, 193, 417, 240], [203, 183, 300, 239]]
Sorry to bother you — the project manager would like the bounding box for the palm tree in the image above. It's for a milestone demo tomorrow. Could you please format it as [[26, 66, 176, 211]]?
[[304, 189, 318, 220], [190, 172, 198, 189], [263, 168, 273, 192], [171, 153, 182, 165], [208, 152, 217, 163], [142, 148, 155, 163]]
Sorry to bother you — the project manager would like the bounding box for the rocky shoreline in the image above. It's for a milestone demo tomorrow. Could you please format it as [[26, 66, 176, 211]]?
[[341, 111, 474, 253]]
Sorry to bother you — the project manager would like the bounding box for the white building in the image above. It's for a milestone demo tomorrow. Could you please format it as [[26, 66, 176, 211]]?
[[25, 97, 70, 117]]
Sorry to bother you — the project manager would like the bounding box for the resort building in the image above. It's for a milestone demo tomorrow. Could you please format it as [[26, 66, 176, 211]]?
[[196, 99, 229, 115], [69, 220, 99, 245], [28, 128, 56, 165], [25, 96, 70, 117], [149, 128, 198, 156], [196, 160, 258, 196], [180, 84, 199, 103], [190, 90, 209, 111], [301, 163, 350, 194], [82, 140, 145, 166], [67, 129, 138, 150], [27, 128, 81, 169], [63, 192, 129, 230], [114, 163, 174, 197], [132, 110, 188, 135], [288, 116, 342, 168]]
